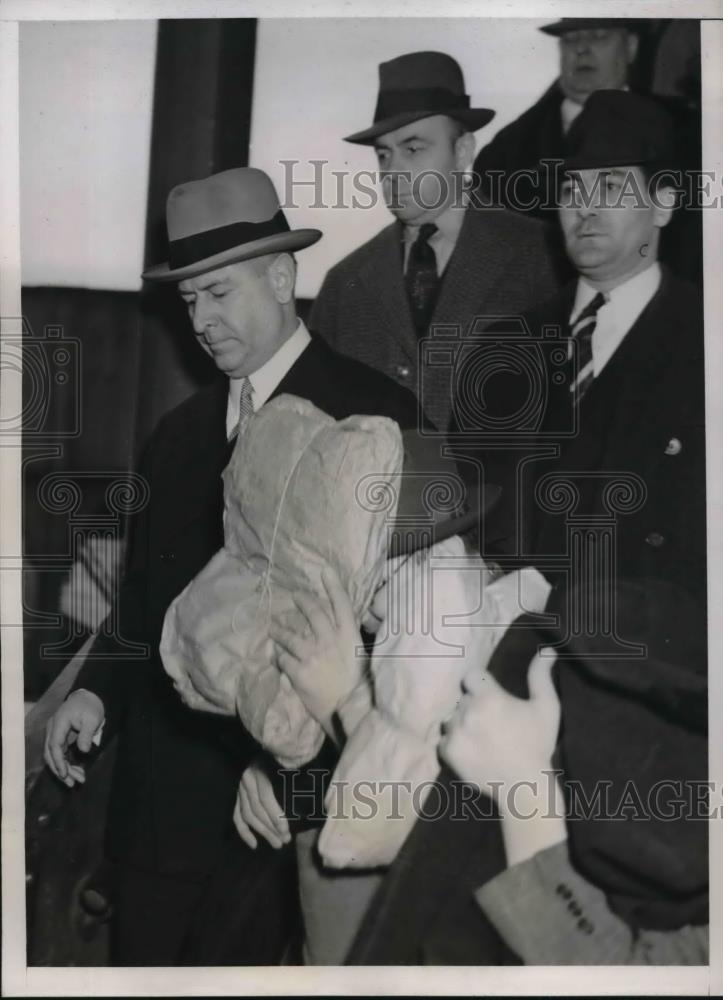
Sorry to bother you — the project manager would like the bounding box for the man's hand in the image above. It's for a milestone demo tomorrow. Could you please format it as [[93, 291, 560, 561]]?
[[233, 758, 290, 850], [44, 689, 105, 787], [439, 648, 561, 811], [270, 566, 366, 734]]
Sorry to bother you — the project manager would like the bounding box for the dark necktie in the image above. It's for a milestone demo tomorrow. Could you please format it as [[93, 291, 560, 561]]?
[[569, 291, 607, 406], [405, 223, 439, 336]]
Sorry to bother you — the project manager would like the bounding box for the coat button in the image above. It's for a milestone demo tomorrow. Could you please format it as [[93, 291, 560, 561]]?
[[645, 531, 665, 547], [665, 437, 682, 455], [160, 551, 176, 563], [394, 364, 410, 379]]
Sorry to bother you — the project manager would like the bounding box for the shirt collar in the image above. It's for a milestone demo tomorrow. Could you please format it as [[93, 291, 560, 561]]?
[[226, 319, 311, 438], [571, 263, 662, 376], [403, 195, 467, 247], [572, 262, 662, 326]]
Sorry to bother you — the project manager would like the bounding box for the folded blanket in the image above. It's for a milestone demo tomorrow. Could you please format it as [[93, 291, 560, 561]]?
[[160, 394, 403, 768]]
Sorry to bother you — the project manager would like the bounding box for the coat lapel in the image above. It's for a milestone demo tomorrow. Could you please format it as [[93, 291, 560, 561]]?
[[159, 378, 230, 544], [356, 221, 418, 365], [433, 207, 511, 335]]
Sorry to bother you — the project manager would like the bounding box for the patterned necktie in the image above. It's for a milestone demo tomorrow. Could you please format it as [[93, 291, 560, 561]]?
[[569, 291, 607, 406], [235, 376, 255, 437], [405, 223, 439, 336]]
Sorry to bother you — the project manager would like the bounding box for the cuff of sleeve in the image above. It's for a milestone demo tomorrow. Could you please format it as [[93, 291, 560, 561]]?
[[474, 840, 632, 965]]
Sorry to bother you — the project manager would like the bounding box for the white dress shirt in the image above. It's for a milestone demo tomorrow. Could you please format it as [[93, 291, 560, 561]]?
[[225, 319, 311, 438], [560, 96, 585, 135], [569, 262, 662, 380]]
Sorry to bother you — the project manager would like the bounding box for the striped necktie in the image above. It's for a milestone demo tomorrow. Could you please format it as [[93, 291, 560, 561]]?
[[235, 376, 255, 437], [569, 291, 607, 406]]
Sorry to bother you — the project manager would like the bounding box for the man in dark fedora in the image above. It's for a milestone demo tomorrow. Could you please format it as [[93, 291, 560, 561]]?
[[42, 167, 425, 965], [347, 90, 707, 964], [472, 19, 645, 216], [310, 50, 563, 434], [471, 18, 702, 284]]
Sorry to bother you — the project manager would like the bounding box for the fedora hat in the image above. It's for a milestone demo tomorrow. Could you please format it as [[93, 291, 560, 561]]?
[[562, 90, 676, 172], [388, 430, 501, 558], [540, 17, 645, 37], [344, 51, 495, 146], [142, 167, 321, 282]]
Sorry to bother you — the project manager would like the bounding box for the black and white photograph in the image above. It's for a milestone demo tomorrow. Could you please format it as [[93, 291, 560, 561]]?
[[1, 1, 721, 994]]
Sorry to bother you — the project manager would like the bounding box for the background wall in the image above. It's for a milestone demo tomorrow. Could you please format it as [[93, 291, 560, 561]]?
[[20, 20, 157, 290], [249, 18, 558, 299], [20, 18, 559, 297]]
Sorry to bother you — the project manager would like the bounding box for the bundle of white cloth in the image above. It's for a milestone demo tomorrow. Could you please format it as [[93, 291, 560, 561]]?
[[160, 394, 403, 768]]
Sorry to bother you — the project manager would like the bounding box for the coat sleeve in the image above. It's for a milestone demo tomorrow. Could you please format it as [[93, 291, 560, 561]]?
[[70, 428, 157, 738], [474, 840, 709, 965]]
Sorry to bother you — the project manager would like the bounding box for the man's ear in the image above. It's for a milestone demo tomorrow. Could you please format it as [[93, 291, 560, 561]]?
[[652, 185, 676, 229], [455, 130, 476, 172], [626, 31, 639, 65], [268, 253, 296, 304]]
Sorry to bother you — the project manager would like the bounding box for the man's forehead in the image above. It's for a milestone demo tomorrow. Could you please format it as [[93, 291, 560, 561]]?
[[563, 165, 642, 183], [561, 27, 627, 44], [374, 114, 456, 148], [177, 263, 239, 293]]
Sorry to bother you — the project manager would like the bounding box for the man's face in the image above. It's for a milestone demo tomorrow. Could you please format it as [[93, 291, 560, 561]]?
[[374, 115, 472, 224], [558, 166, 672, 287], [178, 257, 288, 378], [559, 28, 637, 104]]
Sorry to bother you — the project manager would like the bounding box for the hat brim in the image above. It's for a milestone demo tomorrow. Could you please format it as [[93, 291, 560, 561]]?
[[561, 154, 667, 172], [387, 482, 501, 558], [344, 108, 496, 146], [142, 229, 322, 283], [540, 19, 644, 37]]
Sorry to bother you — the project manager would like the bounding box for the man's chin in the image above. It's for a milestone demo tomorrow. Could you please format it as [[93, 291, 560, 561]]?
[[387, 202, 424, 224]]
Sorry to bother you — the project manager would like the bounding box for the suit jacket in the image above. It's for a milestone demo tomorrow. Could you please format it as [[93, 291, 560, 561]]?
[[309, 203, 564, 433], [496, 267, 706, 605], [348, 268, 707, 964], [73, 334, 423, 878]]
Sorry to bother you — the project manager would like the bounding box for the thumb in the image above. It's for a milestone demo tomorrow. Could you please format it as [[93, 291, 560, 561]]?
[[527, 647, 558, 704], [76, 712, 98, 754]]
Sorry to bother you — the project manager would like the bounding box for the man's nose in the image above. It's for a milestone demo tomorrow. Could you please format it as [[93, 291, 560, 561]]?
[[192, 297, 214, 336], [576, 198, 597, 219]]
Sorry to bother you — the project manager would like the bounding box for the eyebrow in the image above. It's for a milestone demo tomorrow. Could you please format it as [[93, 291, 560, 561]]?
[[179, 280, 229, 296], [374, 134, 429, 151]]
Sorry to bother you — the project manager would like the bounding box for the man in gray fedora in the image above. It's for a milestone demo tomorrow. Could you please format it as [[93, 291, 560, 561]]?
[[43, 167, 424, 965], [310, 50, 563, 434]]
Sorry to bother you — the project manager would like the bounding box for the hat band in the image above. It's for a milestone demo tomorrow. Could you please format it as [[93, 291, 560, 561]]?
[[168, 210, 291, 269], [374, 87, 470, 123]]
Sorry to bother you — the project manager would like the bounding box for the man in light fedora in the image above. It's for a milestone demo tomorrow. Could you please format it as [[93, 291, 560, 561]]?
[[43, 167, 424, 965], [310, 50, 563, 434]]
